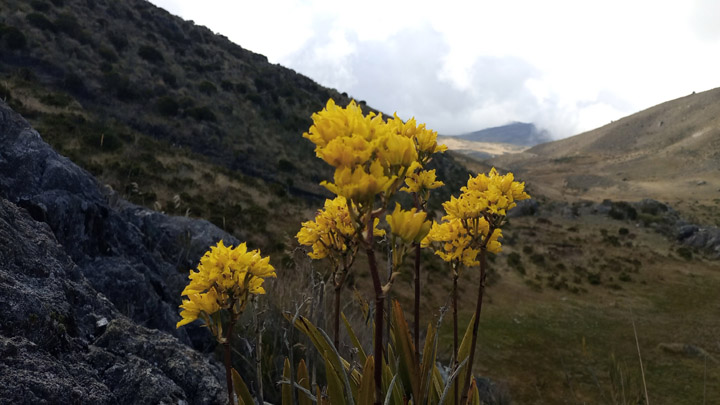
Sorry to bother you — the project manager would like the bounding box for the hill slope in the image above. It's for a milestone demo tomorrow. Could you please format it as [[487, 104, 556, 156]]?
[[0, 0, 470, 248], [491, 88, 720, 223]]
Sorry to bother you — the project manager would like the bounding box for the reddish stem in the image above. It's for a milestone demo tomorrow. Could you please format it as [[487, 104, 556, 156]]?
[[413, 242, 421, 359], [365, 220, 385, 405], [460, 244, 489, 404], [452, 271, 459, 405]]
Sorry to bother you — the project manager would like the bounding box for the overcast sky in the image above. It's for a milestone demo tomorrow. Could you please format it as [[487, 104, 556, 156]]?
[[149, 0, 720, 138]]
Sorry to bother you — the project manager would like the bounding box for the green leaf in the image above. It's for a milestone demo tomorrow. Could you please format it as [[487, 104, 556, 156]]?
[[286, 314, 344, 380], [382, 357, 403, 405], [451, 313, 476, 402], [282, 358, 292, 405], [358, 356, 375, 405], [231, 368, 255, 405], [470, 378, 481, 405], [390, 300, 419, 400], [419, 321, 437, 403], [325, 352, 346, 405], [297, 359, 313, 405], [342, 312, 367, 363]]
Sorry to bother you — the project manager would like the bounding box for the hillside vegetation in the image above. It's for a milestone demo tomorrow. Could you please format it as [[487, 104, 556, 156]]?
[[0, 0, 471, 251]]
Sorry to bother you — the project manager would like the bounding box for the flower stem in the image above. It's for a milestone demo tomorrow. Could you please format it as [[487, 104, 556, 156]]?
[[365, 219, 384, 405], [224, 317, 237, 405], [253, 298, 264, 405], [413, 242, 421, 360], [333, 283, 342, 349], [460, 243, 489, 405], [413, 194, 421, 362], [452, 269, 459, 405]]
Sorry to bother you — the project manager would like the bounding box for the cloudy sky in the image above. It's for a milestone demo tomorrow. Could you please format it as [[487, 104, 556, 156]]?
[[149, 0, 720, 138]]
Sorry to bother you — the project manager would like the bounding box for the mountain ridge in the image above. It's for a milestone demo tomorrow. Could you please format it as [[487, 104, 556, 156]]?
[[456, 121, 552, 146]]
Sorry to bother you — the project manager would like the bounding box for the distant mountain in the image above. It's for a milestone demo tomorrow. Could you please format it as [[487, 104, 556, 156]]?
[[457, 122, 552, 146]]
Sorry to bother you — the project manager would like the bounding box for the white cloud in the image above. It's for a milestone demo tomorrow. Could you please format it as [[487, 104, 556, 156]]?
[[149, 0, 720, 139]]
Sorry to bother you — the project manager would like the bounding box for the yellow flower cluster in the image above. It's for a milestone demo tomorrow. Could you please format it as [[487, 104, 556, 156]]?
[[401, 166, 444, 196], [443, 168, 530, 219], [177, 240, 276, 328], [423, 168, 529, 266], [386, 203, 432, 243], [303, 99, 446, 204], [422, 218, 502, 266], [296, 196, 385, 259]]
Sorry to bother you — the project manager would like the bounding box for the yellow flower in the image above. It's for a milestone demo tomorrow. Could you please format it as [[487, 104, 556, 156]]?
[[401, 169, 444, 194], [376, 132, 418, 168], [177, 240, 275, 329], [415, 127, 447, 155], [316, 133, 374, 168], [303, 99, 366, 148], [321, 160, 396, 203], [422, 219, 478, 265], [447, 168, 530, 219], [386, 203, 431, 243], [176, 288, 222, 328]]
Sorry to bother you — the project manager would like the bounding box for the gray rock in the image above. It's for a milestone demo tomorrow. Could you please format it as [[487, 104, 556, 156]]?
[[0, 198, 224, 404], [0, 100, 234, 346], [0, 101, 231, 402], [676, 225, 699, 241]]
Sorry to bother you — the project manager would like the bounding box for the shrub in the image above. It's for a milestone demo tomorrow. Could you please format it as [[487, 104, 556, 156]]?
[[39, 92, 73, 107], [30, 0, 51, 12], [677, 247, 693, 261], [220, 80, 234, 91], [529, 253, 545, 266], [107, 32, 128, 51], [197, 80, 217, 95], [98, 45, 118, 62], [156, 96, 179, 116], [603, 235, 621, 247], [277, 159, 295, 172], [185, 106, 216, 121], [54, 13, 89, 42], [102, 72, 136, 100], [63, 72, 86, 95], [254, 76, 273, 92], [587, 272, 602, 285], [138, 45, 164, 63], [235, 82, 248, 93], [0, 26, 27, 50], [26, 13, 56, 31], [161, 72, 177, 88], [507, 252, 525, 274]]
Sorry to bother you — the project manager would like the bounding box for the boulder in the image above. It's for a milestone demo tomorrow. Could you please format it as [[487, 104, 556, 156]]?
[[0, 100, 229, 402]]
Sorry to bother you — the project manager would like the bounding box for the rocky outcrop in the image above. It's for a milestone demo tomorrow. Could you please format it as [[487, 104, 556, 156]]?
[[0, 101, 231, 402]]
